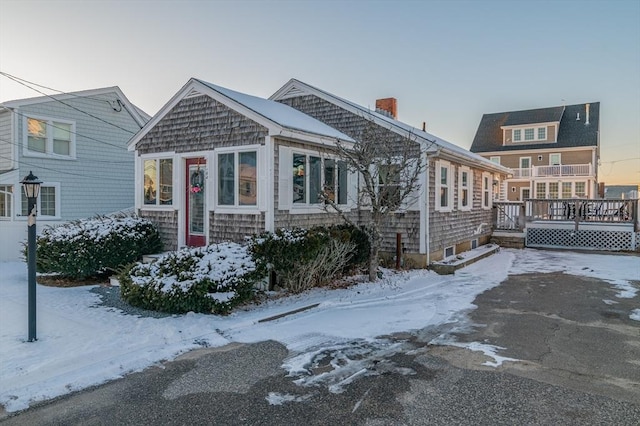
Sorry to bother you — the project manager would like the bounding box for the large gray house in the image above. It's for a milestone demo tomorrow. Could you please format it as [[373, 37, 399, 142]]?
[[129, 78, 510, 266]]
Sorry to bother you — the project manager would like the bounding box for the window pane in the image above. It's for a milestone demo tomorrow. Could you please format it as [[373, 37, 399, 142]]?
[[239, 152, 257, 205], [440, 166, 447, 185], [21, 192, 28, 216], [293, 154, 306, 204], [538, 127, 546, 140], [524, 128, 534, 140], [337, 161, 348, 205], [550, 154, 561, 165], [440, 187, 448, 207], [0, 185, 12, 217], [513, 129, 521, 141], [536, 182, 546, 198], [575, 182, 586, 197], [461, 171, 468, 186], [27, 118, 47, 153], [549, 182, 559, 199], [143, 159, 157, 205], [562, 182, 572, 198], [40, 187, 56, 216], [309, 156, 322, 204], [52, 122, 71, 155], [324, 159, 336, 203], [462, 188, 468, 207], [218, 153, 235, 205], [159, 159, 173, 205]]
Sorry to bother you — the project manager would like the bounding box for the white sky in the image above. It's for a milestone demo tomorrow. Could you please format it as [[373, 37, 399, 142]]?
[[0, 0, 638, 185], [1, 248, 638, 413]]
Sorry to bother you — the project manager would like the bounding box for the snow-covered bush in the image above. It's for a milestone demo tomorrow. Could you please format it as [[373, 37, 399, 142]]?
[[29, 215, 162, 279], [249, 225, 365, 293], [119, 243, 261, 314]]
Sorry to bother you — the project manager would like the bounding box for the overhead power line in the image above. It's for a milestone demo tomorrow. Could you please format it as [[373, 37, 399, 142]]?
[[0, 71, 139, 134]]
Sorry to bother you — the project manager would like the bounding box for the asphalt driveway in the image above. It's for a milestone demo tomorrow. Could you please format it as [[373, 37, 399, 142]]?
[[2, 269, 639, 425]]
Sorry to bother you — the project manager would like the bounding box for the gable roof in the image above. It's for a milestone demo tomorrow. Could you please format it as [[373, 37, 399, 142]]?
[[128, 78, 353, 150], [470, 102, 600, 153], [271, 79, 511, 175], [1, 86, 150, 127]]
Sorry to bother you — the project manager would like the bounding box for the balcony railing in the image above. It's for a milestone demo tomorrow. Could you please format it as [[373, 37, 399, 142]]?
[[511, 163, 593, 178], [493, 199, 639, 231]]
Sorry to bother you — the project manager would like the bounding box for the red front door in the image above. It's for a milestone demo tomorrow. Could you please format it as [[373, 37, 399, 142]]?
[[186, 158, 206, 247]]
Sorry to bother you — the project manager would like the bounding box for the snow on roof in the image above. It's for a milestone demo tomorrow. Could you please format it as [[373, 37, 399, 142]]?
[[196, 79, 353, 142]]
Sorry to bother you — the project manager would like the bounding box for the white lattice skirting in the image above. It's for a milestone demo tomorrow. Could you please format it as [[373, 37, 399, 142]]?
[[526, 222, 639, 252]]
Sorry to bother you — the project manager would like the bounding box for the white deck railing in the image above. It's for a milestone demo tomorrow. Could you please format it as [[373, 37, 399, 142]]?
[[511, 164, 593, 178]]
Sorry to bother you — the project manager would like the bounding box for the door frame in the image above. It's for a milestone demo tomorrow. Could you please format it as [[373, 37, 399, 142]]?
[[185, 157, 207, 247]]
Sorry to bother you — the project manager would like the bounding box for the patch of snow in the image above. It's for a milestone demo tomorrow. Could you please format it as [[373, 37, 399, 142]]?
[[630, 309, 640, 321], [265, 392, 313, 405]]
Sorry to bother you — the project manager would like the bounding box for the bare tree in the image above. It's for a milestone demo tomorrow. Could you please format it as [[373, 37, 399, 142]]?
[[324, 116, 427, 281]]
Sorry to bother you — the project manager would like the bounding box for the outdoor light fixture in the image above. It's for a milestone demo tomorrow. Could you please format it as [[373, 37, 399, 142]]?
[[20, 170, 42, 342]]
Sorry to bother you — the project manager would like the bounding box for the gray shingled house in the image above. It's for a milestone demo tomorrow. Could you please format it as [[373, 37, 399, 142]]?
[[129, 77, 510, 266], [470, 102, 600, 201]]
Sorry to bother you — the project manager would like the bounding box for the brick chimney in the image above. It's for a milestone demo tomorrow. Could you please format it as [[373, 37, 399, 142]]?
[[375, 98, 397, 119]]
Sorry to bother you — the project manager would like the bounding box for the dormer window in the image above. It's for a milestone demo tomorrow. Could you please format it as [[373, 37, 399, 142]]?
[[508, 126, 549, 143]]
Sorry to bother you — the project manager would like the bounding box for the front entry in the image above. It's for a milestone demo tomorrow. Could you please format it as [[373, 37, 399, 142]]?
[[186, 158, 207, 247]]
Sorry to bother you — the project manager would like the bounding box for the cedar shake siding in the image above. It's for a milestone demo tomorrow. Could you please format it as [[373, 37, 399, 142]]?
[[140, 210, 179, 251], [136, 95, 268, 155], [209, 212, 265, 243]]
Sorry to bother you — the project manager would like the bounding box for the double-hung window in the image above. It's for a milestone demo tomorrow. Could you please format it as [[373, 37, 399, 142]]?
[[25, 116, 75, 158], [143, 158, 173, 205], [513, 129, 522, 142], [21, 184, 60, 218], [436, 160, 453, 212], [292, 153, 347, 206], [0, 185, 13, 218], [218, 151, 258, 207], [458, 167, 472, 211], [482, 172, 492, 209], [378, 164, 401, 208]]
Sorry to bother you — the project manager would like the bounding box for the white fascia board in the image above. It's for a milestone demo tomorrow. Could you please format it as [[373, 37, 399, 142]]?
[[478, 146, 596, 156]]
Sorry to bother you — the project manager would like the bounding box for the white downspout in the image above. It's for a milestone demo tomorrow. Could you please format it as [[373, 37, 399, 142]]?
[[425, 154, 431, 267]]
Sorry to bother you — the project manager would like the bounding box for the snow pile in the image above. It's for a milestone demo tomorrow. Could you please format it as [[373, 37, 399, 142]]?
[[41, 215, 154, 244]]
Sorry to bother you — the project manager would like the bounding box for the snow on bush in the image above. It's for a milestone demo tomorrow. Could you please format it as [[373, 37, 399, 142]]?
[[120, 243, 262, 315], [29, 215, 162, 279]]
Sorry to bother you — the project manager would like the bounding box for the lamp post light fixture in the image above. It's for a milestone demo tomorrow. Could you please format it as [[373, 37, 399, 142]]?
[[20, 171, 42, 342]]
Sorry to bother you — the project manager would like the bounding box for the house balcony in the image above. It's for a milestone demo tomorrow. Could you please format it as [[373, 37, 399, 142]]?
[[511, 164, 593, 179]]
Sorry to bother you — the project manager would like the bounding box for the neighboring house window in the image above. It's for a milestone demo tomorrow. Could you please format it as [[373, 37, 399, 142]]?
[[25, 116, 75, 158], [379, 164, 401, 208], [21, 184, 59, 218], [143, 158, 173, 205], [549, 182, 559, 199], [575, 182, 586, 197], [513, 129, 522, 142], [0, 185, 12, 218], [536, 182, 546, 198], [562, 182, 572, 198], [520, 157, 531, 177], [436, 160, 453, 212], [482, 172, 492, 209], [293, 153, 346, 206], [524, 128, 534, 141], [218, 151, 258, 206], [490, 156, 501, 165], [549, 153, 561, 165], [538, 127, 546, 140], [458, 167, 472, 211]]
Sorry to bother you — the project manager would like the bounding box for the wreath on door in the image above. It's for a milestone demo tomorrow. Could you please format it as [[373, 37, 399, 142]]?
[[190, 169, 204, 194]]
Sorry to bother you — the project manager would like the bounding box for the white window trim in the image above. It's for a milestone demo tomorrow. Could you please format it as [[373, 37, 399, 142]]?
[[23, 114, 76, 159], [436, 160, 453, 212], [18, 182, 61, 220], [214, 145, 262, 213], [458, 166, 472, 211], [140, 155, 175, 209], [549, 153, 561, 166], [288, 147, 350, 214], [0, 185, 14, 220], [482, 172, 492, 210]]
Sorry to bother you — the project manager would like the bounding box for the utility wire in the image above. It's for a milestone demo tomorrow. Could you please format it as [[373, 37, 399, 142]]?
[[0, 71, 139, 134]]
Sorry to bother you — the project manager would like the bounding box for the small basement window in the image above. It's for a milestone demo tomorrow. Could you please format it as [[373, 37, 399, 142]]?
[[471, 239, 478, 249], [444, 246, 455, 258]]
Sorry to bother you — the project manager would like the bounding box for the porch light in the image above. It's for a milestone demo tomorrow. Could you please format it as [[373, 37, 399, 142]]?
[[21, 171, 42, 199]]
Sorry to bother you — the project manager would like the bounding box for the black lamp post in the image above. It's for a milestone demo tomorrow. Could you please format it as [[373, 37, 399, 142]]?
[[20, 171, 42, 342]]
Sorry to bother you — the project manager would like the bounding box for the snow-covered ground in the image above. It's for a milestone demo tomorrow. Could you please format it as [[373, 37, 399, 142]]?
[[1, 248, 638, 412]]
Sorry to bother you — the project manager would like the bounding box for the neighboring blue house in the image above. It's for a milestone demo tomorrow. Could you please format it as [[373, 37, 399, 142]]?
[[0, 87, 150, 260]]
